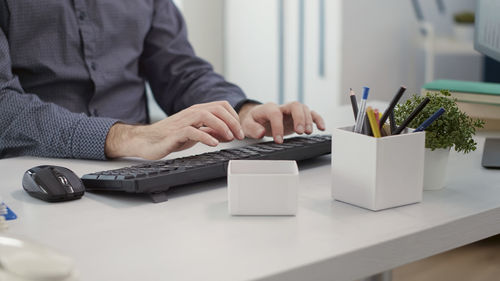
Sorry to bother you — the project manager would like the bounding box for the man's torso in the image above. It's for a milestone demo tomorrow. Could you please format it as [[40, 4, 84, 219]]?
[[4, 0, 155, 123]]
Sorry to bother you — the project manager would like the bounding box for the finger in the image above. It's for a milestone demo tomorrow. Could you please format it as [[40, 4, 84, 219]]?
[[181, 127, 219, 147], [281, 102, 306, 134], [311, 110, 326, 131], [251, 103, 284, 143], [264, 106, 284, 143], [192, 100, 239, 122], [191, 110, 235, 141], [199, 127, 232, 142], [242, 119, 266, 139], [216, 100, 240, 122], [210, 105, 244, 140], [303, 105, 313, 134]]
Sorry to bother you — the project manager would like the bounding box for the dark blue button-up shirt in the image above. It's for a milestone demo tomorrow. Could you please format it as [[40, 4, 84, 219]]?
[[0, 0, 247, 159]]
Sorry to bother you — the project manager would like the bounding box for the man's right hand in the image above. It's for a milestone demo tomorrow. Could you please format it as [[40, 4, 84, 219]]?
[[105, 101, 245, 160]]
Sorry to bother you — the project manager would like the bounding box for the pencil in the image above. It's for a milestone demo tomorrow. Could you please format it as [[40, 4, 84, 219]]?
[[349, 88, 358, 121], [379, 86, 406, 129], [366, 107, 382, 138], [381, 124, 391, 136], [376, 111, 389, 136], [393, 97, 430, 135]]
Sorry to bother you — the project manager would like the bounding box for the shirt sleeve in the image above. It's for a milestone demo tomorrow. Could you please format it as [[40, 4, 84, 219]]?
[[0, 28, 118, 160], [140, 0, 249, 116]]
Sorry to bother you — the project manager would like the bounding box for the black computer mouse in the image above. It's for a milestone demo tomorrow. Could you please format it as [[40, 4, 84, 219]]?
[[22, 165, 85, 202]]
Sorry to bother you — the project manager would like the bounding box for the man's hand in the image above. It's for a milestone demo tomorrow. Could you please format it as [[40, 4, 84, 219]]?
[[105, 101, 244, 160], [105, 100, 325, 159], [238, 102, 326, 143]]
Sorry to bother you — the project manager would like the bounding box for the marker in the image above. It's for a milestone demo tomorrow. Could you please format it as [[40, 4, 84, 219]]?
[[363, 115, 372, 136], [389, 111, 396, 133], [413, 107, 445, 132], [366, 107, 381, 138], [354, 87, 369, 133], [379, 86, 406, 129], [349, 88, 358, 121], [393, 97, 430, 135], [374, 109, 380, 126]]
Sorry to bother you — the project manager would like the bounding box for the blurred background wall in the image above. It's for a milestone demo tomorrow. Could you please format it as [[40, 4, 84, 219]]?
[[149, 0, 486, 121]]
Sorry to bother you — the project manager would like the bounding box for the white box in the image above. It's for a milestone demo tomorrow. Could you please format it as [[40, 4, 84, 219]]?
[[228, 160, 298, 216], [332, 126, 425, 211]]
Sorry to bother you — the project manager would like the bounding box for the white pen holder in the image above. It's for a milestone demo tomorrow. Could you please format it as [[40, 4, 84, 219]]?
[[332, 126, 425, 211]]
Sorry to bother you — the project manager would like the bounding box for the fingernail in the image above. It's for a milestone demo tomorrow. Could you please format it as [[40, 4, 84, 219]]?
[[275, 135, 283, 143], [306, 124, 312, 133], [227, 130, 234, 139], [239, 129, 245, 139], [297, 125, 304, 134], [211, 138, 219, 146]]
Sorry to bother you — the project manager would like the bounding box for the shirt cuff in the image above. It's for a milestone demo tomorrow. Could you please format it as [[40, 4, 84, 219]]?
[[233, 99, 262, 113], [71, 116, 119, 160]]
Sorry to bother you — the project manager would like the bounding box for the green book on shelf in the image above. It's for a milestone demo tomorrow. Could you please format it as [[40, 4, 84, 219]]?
[[422, 79, 500, 106]]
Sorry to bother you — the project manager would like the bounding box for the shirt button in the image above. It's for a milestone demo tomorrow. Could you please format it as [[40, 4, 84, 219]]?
[[78, 11, 87, 21], [90, 62, 97, 71]]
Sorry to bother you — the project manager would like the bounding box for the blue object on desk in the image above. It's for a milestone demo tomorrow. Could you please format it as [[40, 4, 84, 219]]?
[[2, 205, 17, 220]]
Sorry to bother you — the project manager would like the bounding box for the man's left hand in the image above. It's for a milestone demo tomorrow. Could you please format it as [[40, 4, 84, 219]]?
[[238, 102, 326, 143]]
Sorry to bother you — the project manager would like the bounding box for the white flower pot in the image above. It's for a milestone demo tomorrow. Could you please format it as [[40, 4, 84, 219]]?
[[423, 148, 450, 190]]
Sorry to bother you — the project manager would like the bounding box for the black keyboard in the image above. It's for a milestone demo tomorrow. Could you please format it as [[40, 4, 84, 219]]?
[[82, 135, 331, 202]]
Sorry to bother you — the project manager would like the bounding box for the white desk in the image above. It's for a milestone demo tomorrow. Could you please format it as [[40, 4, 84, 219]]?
[[2, 119, 500, 281]]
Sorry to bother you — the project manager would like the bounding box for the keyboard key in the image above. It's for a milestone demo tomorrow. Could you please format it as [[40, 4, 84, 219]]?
[[97, 175, 116, 180]]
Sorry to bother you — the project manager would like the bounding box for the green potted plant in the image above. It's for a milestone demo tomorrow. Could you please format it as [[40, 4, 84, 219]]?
[[453, 11, 475, 42], [394, 90, 484, 190]]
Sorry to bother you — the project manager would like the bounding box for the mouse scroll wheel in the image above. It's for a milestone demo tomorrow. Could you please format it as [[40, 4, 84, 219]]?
[[55, 174, 74, 194], [57, 176, 69, 186]]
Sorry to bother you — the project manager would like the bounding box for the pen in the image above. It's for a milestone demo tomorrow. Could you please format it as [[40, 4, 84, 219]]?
[[354, 87, 369, 133], [349, 88, 358, 121], [366, 107, 381, 138], [379, 86, 406, 129], [393, 97, 430, 135], [413, 107, 445, 132], [351, 89, 371, 135]]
